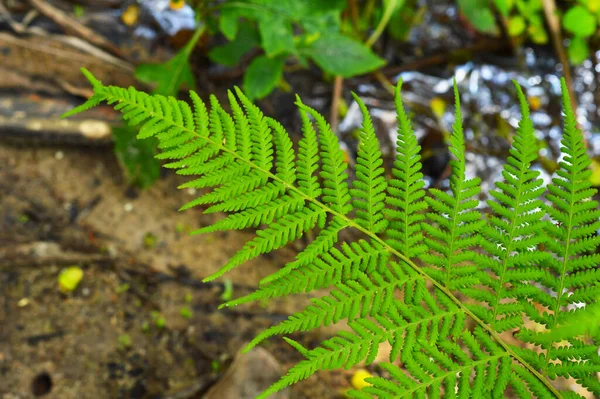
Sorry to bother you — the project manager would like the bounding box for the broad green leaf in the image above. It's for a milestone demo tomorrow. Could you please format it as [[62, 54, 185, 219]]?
[[258, 15, 295, 57], [563, 6, 597, 37], [494, 0, 514, 17], [219, 7, 240, 40], [135, 27, 203, 96], [243, 55, 285, 100], [568, 36, 590, 64], [112, 126, 160, 188], [528, 19, 548, 44], [588, 0, 600, 13], [516, 0, 542, 17], [458, 0, 499, 35], [300, 10, 342, 33], [135, 53, 195, 96], [221, 0, 345, 22], [387, 4, 422, 40], [508, 15, 526, 36], [590, 158, 600, 186], [298, 33, 386, 78], [209, 23, 259, 66], [250, 0, 345, 19]]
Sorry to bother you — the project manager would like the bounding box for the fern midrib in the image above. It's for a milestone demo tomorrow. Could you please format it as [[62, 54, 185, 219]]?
[[365, 156, 377, 232], [108, 90, 564, 399]]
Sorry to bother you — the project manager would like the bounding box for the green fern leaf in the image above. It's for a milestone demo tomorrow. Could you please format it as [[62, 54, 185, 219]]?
[[350, 93, 388, 233], [422, 80, 484, 290], [296, 104, 322, 199], [204, 204, 326, 281], [62, 69, 597, 399], [244, 261, 417, 352], [224, 238, 389, 308], [385, 80, 428, 258], [468, 82, 549, 332], [296, 98, 352, 215], [516, 78, 600, 394]]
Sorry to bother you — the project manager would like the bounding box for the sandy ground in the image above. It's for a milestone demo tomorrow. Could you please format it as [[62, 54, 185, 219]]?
[[0, 142, 346, 399]]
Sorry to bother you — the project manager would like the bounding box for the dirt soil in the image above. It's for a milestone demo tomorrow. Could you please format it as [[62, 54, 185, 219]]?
[[0, 143, 349, 399]]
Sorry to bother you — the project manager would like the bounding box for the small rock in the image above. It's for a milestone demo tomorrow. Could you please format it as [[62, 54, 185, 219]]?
[[203, 347, 288, 399]]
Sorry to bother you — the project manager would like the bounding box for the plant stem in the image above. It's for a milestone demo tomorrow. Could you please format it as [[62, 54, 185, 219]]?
[[165, 25, 205, 95], [330, 76, 344, 131], [365, 0, 398, 47], [541, 0, 582, 144]]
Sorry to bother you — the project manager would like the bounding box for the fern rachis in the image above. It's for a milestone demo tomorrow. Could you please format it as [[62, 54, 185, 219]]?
[[64, 68, 600, 398]]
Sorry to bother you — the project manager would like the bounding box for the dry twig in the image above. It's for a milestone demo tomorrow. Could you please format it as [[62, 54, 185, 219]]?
[[28, 0, 124, 58]]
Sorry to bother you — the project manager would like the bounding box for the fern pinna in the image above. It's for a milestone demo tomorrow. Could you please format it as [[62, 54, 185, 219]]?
[[64, 69, 600, 398]]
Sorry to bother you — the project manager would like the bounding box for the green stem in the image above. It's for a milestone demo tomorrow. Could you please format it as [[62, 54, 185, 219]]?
[[365, 0, 398, 47], [165, 25, 206, 96]]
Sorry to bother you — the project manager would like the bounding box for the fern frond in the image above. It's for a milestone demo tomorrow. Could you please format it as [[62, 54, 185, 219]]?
[[296, 99, 352, 215], [224, 238, 389, 308], [384, 80, 428, 258], [516, 79, 600, 393], [469, 82, 549, 332], [245, 261, 417, 352], [205, 204, 326, 281], [422, 80, 484, 290], [350, 93, 388, 233], [61, 68, 104, 118], [257, 287, 467, 399], [192, 193, 305, 233], [296, 103, 322, 199], [64, 70, 595, 399], [234, 87, 274, 169], [260, 216, 348, 285]]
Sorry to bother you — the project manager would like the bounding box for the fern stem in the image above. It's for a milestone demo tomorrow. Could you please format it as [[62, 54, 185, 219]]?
[[107, 92, 564, 399]]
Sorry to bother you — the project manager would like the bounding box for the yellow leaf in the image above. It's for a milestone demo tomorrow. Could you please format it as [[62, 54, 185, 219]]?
[[58, 266, 84, 292], [430, 97, 446, 119], [528, 96, 542, 111], [351, 369, 373, 390], [170, 0, 186, 10], [121, 5, 139, 26], [589, 159, 600, 186], [589, 0, 600, 13]]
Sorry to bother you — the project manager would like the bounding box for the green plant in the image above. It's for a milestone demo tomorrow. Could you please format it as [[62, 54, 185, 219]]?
[[112, 25, 206, 188], [463, 0, 600, 64], [459, 0, 547, 43], [64, 69, 600, 398], [562, 1, 599, 64], [117, 0, 398, 187], [207, 0, 386, 100]]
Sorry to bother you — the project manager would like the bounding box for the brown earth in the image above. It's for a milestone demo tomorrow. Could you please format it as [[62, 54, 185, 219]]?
[[0, 143, 350, 399]]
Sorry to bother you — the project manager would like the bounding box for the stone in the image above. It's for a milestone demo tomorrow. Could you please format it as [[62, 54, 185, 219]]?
[[203, 347, 288, 399]]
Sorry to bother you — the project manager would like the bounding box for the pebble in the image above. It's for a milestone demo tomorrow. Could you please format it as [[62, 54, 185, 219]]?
[[203, 347, 288, 399]]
